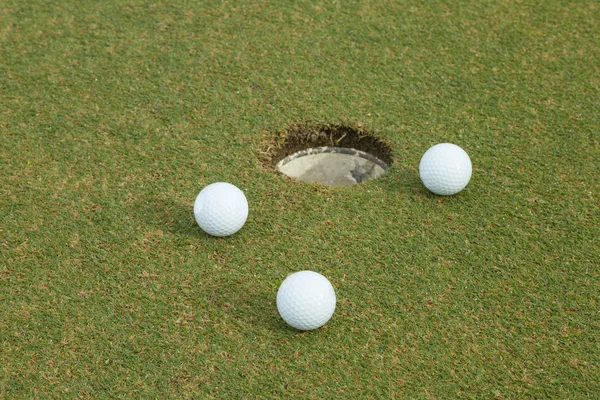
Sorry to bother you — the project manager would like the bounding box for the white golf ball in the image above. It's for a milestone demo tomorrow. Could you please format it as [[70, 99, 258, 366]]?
[[419, 143, 472, 195], [276, 271, 336, 331], [193, 182, 248, 237]]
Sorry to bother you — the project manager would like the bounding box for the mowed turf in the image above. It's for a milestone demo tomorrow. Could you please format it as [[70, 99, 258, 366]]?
[[1, 0, 598, 398]]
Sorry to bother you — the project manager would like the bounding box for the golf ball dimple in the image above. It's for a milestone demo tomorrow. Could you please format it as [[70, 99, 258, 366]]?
[[419, 143, 472, 195], [276, 271, 336, 331], [193, 182, 248, 237]]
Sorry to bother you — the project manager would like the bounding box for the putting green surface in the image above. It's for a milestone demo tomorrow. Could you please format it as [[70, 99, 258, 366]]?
[[1, 1, 598, 398]]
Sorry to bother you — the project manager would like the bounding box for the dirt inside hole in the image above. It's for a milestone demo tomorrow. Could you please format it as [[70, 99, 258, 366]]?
[[262, 123, 394, 168]]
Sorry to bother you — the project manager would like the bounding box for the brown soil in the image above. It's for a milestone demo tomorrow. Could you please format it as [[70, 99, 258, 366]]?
[[262, 123, 394, 168]]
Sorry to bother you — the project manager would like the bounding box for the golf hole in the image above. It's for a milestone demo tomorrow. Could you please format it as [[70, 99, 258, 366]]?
[[263, 124, 393, 186]]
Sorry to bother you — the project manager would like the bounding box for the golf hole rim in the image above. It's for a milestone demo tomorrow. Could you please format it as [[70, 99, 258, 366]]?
[[277, 146, 390, 170], [262, 123, 394, 186]]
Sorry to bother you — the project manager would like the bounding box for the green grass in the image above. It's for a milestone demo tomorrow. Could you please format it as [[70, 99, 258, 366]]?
[[1, 0, 599, 398]]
